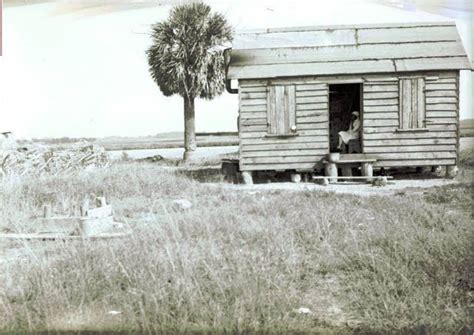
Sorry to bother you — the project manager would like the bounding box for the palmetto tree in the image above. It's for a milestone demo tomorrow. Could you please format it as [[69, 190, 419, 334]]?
[[147, 2, 232, 160]]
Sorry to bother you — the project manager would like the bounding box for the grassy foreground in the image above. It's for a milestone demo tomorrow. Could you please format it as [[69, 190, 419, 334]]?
[[0, 162, 473, 334]]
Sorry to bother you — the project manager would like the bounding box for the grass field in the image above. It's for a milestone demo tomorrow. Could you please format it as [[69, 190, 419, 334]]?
[[0, 155, 473, 334]]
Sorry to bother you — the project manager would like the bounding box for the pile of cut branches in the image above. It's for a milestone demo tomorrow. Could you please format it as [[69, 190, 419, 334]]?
[[1, 141, 109, 177]]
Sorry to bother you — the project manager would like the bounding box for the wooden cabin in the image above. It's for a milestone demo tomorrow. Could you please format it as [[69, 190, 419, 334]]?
[[225, 22, 472, 183]]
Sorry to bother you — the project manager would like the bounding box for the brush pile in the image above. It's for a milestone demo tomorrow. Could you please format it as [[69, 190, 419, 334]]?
[[1, 141, 110, 177]]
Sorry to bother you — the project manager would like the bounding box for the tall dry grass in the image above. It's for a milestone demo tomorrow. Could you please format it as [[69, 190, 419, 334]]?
[[0, 162, 472, 334]]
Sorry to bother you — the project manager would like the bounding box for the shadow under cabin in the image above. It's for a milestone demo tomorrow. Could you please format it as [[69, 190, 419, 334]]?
[[224, 22, 472, 184]]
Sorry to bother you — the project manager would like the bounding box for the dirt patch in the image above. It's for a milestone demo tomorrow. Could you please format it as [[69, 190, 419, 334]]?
[[211, 178, 462, 196]]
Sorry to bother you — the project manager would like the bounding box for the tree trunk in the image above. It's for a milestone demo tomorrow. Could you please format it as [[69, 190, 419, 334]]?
[[183, 96, 197, 161]]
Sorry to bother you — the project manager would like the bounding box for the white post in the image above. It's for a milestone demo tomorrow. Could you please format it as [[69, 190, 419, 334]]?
[[325, 162, 338, 183], [291, 173, 301, 183], [242, 171, 253, 185], [362, 163, 373, 182]]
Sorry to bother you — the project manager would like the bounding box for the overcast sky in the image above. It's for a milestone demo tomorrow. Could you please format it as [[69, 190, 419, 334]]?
[[0, 0, 472, 138]]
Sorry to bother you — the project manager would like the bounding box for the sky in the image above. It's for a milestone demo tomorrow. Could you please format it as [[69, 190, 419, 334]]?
[[0, 0, 472, 139]]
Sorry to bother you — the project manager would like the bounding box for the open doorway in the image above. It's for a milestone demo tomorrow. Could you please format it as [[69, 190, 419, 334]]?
[[329, 84, 362, 153]]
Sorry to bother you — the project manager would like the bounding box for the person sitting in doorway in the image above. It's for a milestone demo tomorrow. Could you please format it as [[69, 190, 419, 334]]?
[[337, 111, 360, 151]]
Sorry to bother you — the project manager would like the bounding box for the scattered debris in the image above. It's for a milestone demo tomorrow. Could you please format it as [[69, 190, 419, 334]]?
[[372, 176, 388, 187], [0, 196, 127, 240], [0, 141, 109, 177], [140, 154, 164, 163], [172, 199, 193, 211], [295, 307, 312, 315]]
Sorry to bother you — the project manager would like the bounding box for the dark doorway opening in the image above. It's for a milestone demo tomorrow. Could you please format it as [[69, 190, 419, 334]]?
[[329, 84, 362, 152]]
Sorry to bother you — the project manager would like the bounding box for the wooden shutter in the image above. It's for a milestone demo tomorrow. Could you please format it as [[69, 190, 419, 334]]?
[[399, 78, 425, 129], [267, 85, 296, 135]]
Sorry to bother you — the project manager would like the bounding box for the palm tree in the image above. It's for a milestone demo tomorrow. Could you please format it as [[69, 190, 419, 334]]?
[[147, 2, 232, 160]]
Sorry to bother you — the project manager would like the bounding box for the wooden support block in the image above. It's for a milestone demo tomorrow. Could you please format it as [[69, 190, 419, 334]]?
[[291, 173, 301, 183], [445, 165, 458, 179], [431, 165, 442, 176], [324, 162, 338, 183], [242, 171, 254, 185], [361, 162, 373, 182]]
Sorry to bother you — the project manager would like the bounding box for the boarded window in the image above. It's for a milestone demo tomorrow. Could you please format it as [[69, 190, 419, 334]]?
[[399, 78, 426, 129], [267, 85, 296, 135]]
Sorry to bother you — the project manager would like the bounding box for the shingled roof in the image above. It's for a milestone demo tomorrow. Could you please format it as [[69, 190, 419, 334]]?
[[227, 21, 472, 79]]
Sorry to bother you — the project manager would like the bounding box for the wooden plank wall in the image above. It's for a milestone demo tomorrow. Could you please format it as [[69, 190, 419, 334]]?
[[238, 71, 459, 172], [363, 71, 459, 167], [239, 79, 329, 171]]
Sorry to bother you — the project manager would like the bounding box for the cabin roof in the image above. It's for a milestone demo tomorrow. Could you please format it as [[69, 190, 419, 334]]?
[[227, 21, 472, 79]]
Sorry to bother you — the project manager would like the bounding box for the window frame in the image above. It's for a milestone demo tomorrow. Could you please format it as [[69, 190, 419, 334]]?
[[397, 76, 428, 132], [265, 84, 298, 138]]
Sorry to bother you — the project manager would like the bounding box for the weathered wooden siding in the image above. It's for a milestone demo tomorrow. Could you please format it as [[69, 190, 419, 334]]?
[[239, 78, 329, 171], [363, 71, 459, 167], [238, 71, 459, 172]]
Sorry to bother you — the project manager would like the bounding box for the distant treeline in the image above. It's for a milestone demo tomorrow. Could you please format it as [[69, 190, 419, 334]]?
[[31, 137, 97, 144]]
